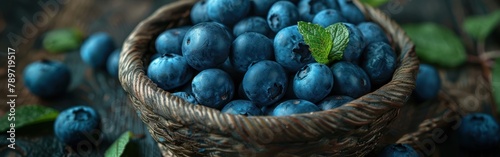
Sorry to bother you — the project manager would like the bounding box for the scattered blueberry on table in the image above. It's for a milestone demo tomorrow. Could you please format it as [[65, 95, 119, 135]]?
[[54, 106, 101, 146], [23, 59, 72, 98]]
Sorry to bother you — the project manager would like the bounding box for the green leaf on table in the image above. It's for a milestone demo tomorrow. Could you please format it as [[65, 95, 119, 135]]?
[[298, 21, 348, 65], [105, 131, 133, 157], [403, 23, 466, 68], [464, 10, 500, 41], [360, 0, 389, 7], [492, 59, 500, 114], [0, 105, 59, 131], [43, 28, 84, 53]]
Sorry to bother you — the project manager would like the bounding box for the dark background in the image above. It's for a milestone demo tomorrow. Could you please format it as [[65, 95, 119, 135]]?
[[0, 0, 499, 156]]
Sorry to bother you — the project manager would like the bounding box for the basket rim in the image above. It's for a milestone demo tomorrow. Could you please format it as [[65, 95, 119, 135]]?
[[118, 0, 418, 141]]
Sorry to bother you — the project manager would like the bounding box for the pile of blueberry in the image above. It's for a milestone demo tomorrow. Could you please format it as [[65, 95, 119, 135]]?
[[22, 32, 120, 146], [148, 0, 407, 117]]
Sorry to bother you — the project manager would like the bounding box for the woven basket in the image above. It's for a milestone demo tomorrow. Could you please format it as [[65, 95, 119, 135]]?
[[118, 0, 419, 156]]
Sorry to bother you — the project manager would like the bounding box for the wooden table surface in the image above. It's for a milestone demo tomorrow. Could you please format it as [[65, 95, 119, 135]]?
[[0, 0, 499, 157]]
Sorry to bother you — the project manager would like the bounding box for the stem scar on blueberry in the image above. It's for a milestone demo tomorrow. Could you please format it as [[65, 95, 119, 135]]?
[[268, 83, 283, 100], [293, 43, 311, 62], [186, 38, 191, 45]]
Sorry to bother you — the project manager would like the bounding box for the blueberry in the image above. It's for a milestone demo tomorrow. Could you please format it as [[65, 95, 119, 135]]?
[[338, 0, 365, 24], [298, 0, 339, 22], [312, 9, 347, 28], [342, 23, 365, 63], [413, 64, 441, 101], [147, 54, 194, 91], [190, 0, 211, 24], [317, 95, 353, 110], [330, 61, 371, 98], [80, 32, 115, 68], [172, 92, 198, 104], [192, 69, 235, 109], [230, 32, 274, 73], [207, 0, 250, 26], [243, 60, 288, 106], [378, 144, 419, 157], [458, 113, 500, 151], [361, 42, 397, 88], [267, 1, 299, 33], [293, 63, 334, 103], [221, 100, 262, 116], [250, 0, 279, 17], [182, 22, 233, 71], [23, 59, 71, 98], [54, 106, 101, 146], [155, 26, 190, 55], [106, 49, 120, 77], [357, 22, 389, 45], [273, 25, 315, 72], [272, 99, 320, 116], [233, 16, 273, 37]]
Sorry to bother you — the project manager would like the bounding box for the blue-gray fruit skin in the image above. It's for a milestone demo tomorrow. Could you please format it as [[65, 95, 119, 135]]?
[[330, 61, 371, 98], [272, 99, 320, 116], [458, 113, 500, 151], [298, 0, 340, 22], [233, 16, 273, 37], [413, 64, 441, 102], [273, 25, 315, 72], [106, 49, 120, 77], [190, 0, 211, 24], [317, 95, 353, 110], [207, 0, 250, 26], [267, 1, 299, 33], [221, 100, 262, 116], [172, 92, 198, 104], [23, 59, 71, 98], [357, 22, 390, 45], [54, 106, 101, 146], [192, 69, 235, 109], [182, 22, 233, 71], [230, 32, 274, 73], [377, 144, 419, 157], [80, 32, 115, 68], [361, 42, 397, 88], [338, 0, 365, 24], [293, 63, 334, 103], [155, 27, 190, 56], [147, 54, 194, 91], [250, 0, 279, 17], [312, 9, 347, 28], [243, 60, 288, 107], [342, 23, 365, 63]]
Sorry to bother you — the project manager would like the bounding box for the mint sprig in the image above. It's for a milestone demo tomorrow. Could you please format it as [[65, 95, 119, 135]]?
[[298, 21, 349, 65]]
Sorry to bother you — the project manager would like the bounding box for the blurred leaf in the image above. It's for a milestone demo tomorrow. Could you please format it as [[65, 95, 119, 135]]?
[[360, 0, 389, 7], [464, 10, 500, 41], [105, 131, 133, 157], [403, 23, 466, 68], [493, 59, 500, 114], [43, 28, 84, 53], [0, 105, 59, 131]]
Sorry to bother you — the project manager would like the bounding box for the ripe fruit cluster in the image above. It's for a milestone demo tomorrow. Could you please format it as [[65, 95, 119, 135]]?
[[148, 0, 401, 116]]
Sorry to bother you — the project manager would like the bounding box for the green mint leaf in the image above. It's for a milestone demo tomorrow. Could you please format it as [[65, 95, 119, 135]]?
[[0, 105, 59, 131], [105, 131, 133, 157], [326, 23, 349, 61], [360, 0, 389, 7], [298, 21, 333, 64], [493, 59, 500, 114], [43, 28, 84, 53], [464, 10, 500, 41], [403, 23, 466, 68]]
